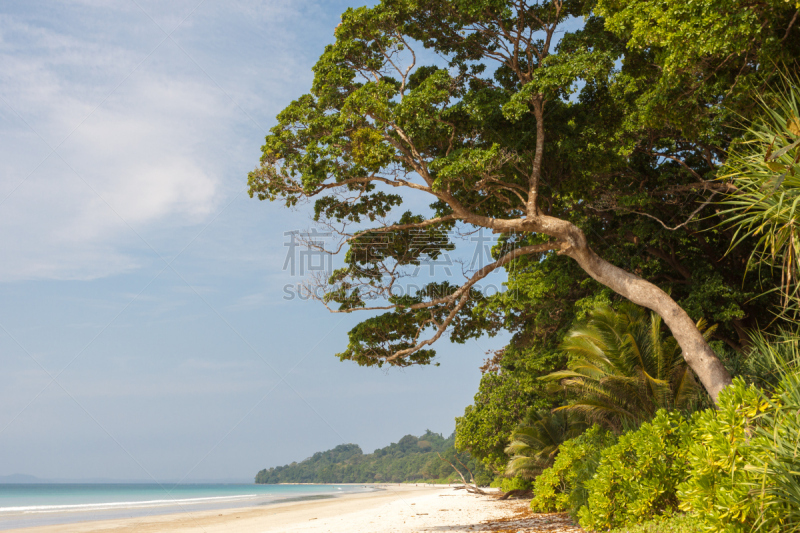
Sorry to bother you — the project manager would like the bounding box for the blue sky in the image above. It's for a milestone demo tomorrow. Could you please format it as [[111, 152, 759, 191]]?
[[0, 0, 513, 481]]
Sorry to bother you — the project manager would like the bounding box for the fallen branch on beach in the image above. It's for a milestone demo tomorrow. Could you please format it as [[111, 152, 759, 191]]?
[[451, 485, 486, 495], [437, 453, 486, 495]]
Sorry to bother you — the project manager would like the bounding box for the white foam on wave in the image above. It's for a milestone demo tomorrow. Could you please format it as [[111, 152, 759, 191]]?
[[0, 494, 259, 514]]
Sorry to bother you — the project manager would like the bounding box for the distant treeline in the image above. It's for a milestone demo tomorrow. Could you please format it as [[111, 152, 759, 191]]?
[[254, 431, 491, 485]]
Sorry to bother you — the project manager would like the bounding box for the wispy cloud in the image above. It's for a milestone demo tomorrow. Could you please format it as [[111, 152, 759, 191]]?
[[0, 0, 325, 281]]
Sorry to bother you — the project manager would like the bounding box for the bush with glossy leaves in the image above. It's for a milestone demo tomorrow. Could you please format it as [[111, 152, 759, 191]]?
[[578, 410, 692, 531], [530, 425, 616, 518], [676, 378, 774, 533]]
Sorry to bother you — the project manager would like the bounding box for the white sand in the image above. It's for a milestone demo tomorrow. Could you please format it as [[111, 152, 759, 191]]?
[[7, 485, 584, 533]]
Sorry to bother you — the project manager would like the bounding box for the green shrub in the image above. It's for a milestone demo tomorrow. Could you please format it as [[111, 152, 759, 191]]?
[[530, 425, 615, 517], [578, 410, 691, 531], [490, 474, 531, 492], [530, 461, 569, 512], [610, 513, 706, 533], [757, 370, 800, 533], [749, 332, 800, 533], [677, 377, 774, 533], [473, 470, 493, 487]]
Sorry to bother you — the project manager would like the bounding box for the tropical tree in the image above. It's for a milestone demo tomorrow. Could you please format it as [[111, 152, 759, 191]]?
[[249, 0, 799, 402], [542, 303, 706, 430], [455, 367, 543, 472], [505, 409, 588, 479], [455, 340, 569, 471]]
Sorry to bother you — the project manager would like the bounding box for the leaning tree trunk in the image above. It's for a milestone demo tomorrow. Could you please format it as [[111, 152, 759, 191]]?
[[500, 97, 734, 403], [538, 216, 734, 403]]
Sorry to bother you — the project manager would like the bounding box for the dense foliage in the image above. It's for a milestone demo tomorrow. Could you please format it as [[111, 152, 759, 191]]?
[[454, 362, 549, 471], [677, 379, 774, 533], [247, 0, 800, 530], [761, 383, 800, 532], [579, 411, 691, 531], [610, 514, 707, 533], [676, 335, 800, 533], [505, 410, 587, 479], [529, 425, 615, 517], [756, 338, 800, 532], [524, 369, 800, 532], [255, 431, 491, 485], [543, 303, 706, 430], [720, 80, 800, 314], [520, 333, 800, 532]]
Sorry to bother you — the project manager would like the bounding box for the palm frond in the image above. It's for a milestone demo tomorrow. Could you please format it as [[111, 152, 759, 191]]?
[[719, 80, 800, 316], [543, 303, 704, 431], [504, 410, 589, 479]]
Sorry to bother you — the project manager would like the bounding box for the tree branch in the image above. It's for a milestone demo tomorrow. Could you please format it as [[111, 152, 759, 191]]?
[[437, 453, 485, 495], [317, 242, 558, 317], [623, 192, 718, 231]]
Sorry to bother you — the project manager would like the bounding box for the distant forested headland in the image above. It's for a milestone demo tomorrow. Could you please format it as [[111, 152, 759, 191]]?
[[255, 431, 490, 485]]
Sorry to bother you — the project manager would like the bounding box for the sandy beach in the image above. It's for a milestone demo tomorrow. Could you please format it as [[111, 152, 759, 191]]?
[[5, 485, 584, 533]]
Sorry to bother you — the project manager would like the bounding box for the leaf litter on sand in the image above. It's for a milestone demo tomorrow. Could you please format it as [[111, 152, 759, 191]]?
[[479, 501, 584, 533]]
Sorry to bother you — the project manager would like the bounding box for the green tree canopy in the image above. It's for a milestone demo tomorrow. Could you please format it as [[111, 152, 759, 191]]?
[[455, 363, 543, 471], [249, 0, 799, 402], [255, 431, 492, 484]]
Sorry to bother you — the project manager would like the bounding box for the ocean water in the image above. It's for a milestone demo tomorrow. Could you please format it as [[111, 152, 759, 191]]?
[[0, 483, 372, 530]]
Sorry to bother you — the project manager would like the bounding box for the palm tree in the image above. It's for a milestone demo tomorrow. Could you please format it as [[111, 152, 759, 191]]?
[[505, 410, 588, 479], [542, 303, 707, 431]]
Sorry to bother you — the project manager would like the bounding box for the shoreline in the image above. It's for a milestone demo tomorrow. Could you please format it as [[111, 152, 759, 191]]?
[[2, 485, 438, 533], [2, 485, 585, 533], [0, 483, 372, 531]]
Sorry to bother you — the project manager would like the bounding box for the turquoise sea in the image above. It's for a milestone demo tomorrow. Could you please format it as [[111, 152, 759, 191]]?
[[0, 483, 373, 530]]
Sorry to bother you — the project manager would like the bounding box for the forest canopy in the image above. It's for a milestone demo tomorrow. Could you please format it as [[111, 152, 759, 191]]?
[[254, 431, 490, 484]]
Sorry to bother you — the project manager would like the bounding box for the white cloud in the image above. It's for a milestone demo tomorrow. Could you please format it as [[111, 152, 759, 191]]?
[[0, 0, 342, 282], [0, 10, 230, 281]]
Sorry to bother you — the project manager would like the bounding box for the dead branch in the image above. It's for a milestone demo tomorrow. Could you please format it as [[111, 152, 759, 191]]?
[[437, 453, 485, 495], [628, 192, 718, 231]]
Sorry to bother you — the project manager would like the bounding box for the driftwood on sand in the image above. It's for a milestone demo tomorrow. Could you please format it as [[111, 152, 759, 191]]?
[[437, 452, 486, 495]]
